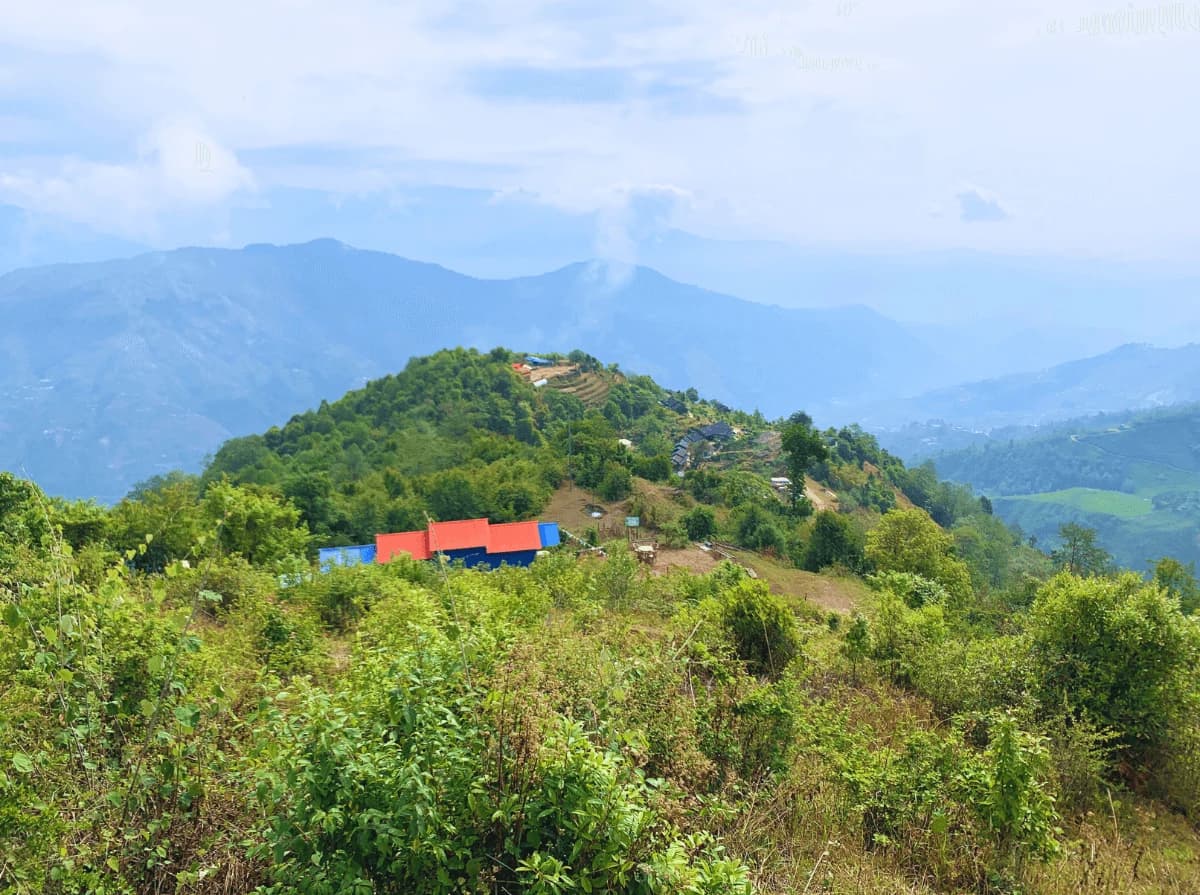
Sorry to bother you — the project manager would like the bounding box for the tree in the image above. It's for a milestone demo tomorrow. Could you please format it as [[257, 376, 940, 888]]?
[[0, 473, 54, 582], [734, 504, 786, 554], [632, 454, 673, 483], [953, 513, 1022, 592], [682, 505, 716, 541], [780, 417, 829, 512], [803, 510, 864, 572], [110, 473, 207, 572], [202, 481, 310, 566], [1028, 572, 1199, 763], [865, 508, 973, 607], [842, 614, 871, 680], [1152, 557, 1200, 615], [424, 470, 483, 522], [1051, 523, 1111, 577], [597, 462, 633, 502]]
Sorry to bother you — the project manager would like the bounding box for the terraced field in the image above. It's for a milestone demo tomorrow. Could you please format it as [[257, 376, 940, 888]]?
[[549, 370, 613, 407]]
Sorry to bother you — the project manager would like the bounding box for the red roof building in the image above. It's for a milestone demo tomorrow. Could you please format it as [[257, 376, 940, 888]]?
[[427, 518, 492, 552], [375, 518, 558, 568], [376, 529, 431, 562], [486, 520, 543, 554]]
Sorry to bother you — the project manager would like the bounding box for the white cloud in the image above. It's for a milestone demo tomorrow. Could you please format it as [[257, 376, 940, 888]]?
[[0, 0, 1197, 259], [0, 123, 254, 239]]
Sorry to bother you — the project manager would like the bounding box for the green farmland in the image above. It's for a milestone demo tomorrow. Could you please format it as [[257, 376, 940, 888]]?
[[1007, 487, 1154, 519], [934, 405, 1200, 570]]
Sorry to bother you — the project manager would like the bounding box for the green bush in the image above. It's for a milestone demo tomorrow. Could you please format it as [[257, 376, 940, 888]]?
[[597, 462, 633, 501], [717, 580, 801, 679], [835, 715, 1059, 888], [868, 589, 949, 687], [660, 518, 690, 549], [802, 510, 864, 572], [732, 505, 785, 555], [1152, 710, 1200, 820], [256, 635, 753, 894], [682, 505, 716, 541], [1027, 572, 1199, 765]]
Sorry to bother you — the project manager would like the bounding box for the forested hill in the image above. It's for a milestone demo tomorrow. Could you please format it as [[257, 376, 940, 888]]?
[[931, 403, 1200, 569], [203, 346, 746, 544], [200, 346, 1015, 573]]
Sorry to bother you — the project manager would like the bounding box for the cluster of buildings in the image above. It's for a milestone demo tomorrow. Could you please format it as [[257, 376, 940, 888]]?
[[318, 518, 561, 572], [671, 421, 736, 471], [512, 356, 560, 389]]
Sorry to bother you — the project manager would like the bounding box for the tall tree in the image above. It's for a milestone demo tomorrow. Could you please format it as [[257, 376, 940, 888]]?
[[1051, 522, 1111, 577], [1153, 556, 1200, 615], [780, 415, 828, 512]]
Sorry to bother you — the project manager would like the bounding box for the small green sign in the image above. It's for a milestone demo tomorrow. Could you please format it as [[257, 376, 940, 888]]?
[[625, 516, 640, 527]]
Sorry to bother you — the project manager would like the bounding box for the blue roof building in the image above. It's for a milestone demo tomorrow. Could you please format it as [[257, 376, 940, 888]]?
[[318, 543, 377, 572]]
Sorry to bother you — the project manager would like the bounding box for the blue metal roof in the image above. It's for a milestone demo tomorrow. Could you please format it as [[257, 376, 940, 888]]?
[[538, 522, 560, 548], [318, 544, 377, 571]]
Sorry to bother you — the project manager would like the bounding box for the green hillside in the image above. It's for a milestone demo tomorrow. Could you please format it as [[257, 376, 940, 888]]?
[[3, 349, 1199, 895], [932, 404, 1200, 570]]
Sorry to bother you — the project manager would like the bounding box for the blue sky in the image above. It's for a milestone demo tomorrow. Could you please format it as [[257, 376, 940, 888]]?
[[1, 0, 1199, 272]]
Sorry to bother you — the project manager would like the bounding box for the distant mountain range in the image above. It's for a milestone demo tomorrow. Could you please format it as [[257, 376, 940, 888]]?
[[869, 343, 1200, 460], [8, 190, 1200, 382], [0, 239, 938, 502]]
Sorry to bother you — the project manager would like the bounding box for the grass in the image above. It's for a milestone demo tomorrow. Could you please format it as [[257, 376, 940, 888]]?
[[1010, 488, 1155, 519], [717, 546, 872, 614]]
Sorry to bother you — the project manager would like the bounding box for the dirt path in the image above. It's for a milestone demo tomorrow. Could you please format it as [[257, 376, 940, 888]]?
[[805, 475, 839, 512]]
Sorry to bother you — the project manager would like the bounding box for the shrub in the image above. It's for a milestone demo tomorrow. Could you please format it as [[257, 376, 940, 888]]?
[[660, 519, 690, 549], [868, 570, 951, 609], [868, 589, 949, 687], [803, 510, 864, 572], [732, 505, 785, 555], [1151, 711, 1200, 820], [682, 505, 716, 541], [257, 638, 753, 894], [1043, 715, 1115, 815], [597, 462, 633, 501], [718, 580, 801, 679], [841, 614, 871, 678], [256, 604, 320, 677], [865, 508, 973, 608], [836, 716, 1059, 889], [165, 554, 275, 616], [1027, 572, 1199, 766]]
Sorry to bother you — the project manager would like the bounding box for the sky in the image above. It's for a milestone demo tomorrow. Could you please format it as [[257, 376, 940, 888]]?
[[2, 0, 1199, 273]]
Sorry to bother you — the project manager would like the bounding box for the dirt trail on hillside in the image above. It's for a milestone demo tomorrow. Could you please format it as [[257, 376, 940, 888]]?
[[805, 475, 839, 512]]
